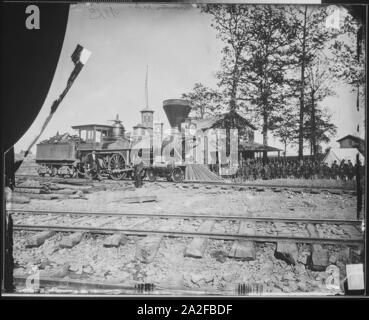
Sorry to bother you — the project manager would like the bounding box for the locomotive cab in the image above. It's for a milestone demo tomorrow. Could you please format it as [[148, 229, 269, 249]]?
[[71, 117, 131, 180], [72, 124, 113, 151]]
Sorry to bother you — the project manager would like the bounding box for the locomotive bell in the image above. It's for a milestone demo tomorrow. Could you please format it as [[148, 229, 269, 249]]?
[[111, 114, 125, 137]]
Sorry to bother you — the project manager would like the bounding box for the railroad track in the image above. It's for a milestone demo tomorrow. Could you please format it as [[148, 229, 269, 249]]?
[[10, 209, 364, 246], [15, 173, 356, 193], [13, 225, 363, 245], [8, 208, 362, 224], [11, 209, 363, 295]]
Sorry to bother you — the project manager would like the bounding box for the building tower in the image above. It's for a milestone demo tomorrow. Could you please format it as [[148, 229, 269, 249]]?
[[141, 65, 154, 129], [141, 107, 154, 129]]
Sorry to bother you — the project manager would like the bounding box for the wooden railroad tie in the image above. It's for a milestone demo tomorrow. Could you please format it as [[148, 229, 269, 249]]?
[[228, 221, 256, 261], [184, 220, 215, 258]]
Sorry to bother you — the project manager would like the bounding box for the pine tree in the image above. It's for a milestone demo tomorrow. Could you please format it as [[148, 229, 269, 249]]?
[[201, 4, 254, 113], [287, 5, 337, 159], [330, 10, 365, 116], [304, 54, 336, 157], [303, 106, 337, 155], [237, 5, 297, 160], [330, 11, 365, 90], [272, 105, 299, 157]]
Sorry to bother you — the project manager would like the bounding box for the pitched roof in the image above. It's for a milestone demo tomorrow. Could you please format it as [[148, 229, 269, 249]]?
[[192, 111, 257, 131], [71, 124, 113, 131], [239, 141, 282, 152], [336, 135, 365, 143]]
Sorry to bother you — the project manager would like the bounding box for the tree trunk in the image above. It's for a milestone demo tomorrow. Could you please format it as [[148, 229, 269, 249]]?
[[298, 5, 308, 160], [311, 90, 317, 158], [230, 51, 241, 113], [262, 111, 268, 162], [200, 105, 204, 120]]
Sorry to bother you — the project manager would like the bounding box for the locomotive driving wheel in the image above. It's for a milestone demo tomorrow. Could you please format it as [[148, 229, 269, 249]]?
[[109, 153, 126, 180], [171, 167, 184, 183], [146, 168, 156, 182], [83, 153, 98, 179]]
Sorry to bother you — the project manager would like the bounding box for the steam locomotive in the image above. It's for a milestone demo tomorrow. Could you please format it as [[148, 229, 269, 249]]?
[[35, 100, 192, 182]]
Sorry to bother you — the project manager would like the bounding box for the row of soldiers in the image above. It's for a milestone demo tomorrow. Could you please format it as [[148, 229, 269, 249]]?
[[237, 158, 364, 181]]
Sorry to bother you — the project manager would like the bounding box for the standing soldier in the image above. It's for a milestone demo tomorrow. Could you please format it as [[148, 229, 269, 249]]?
[[311, 160, 316, 179], [281, 161, 286, 179], [299, 160, 304, 179], [245, 159, 250, 181], [259, 160, 264, 180], [133, 155, 144, 188], [303, 161, 308, 179], [322, 162, 329, 179], [310, 161, 314, 179], [295, 161, 300, 179], [252, 160, 257, 180], [287, 161, 293, 178], [248, 159, 253, 180], [276, 161, 280, 179], [339, 160, 346, 180], [245, 160, 249, 181], [347, 160, 354, 180], [318, 161, 324, 179], [331, 160, 338, 180], [255, 160, 260, 180], [291, 161, 297, 179], [91, 150, 102, 181], [274, 162, 279, 179], [270, 161, 275, 179], [264, 161, 270, 180], [241, 163, 246, 181], [276, 162, 281, 179], [306, 160, 311, 179], [343, 160, 349, 181]]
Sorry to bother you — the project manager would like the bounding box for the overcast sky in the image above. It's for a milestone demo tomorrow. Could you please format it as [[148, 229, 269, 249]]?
[[15, 3, 364, 155]]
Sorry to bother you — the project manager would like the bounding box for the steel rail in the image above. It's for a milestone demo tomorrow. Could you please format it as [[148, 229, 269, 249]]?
[[181, 180, 356, 192], [8, 209, 362, 225], [13, 224, 364, 245], [15, 174, 356, 191]]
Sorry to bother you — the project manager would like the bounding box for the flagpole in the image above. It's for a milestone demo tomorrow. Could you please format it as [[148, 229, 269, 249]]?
[[22, 45, 91, 161], [145, 65, 149, 109]]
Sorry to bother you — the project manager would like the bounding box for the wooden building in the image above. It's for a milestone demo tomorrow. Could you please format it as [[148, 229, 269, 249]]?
[[336, 135, 365, 154], [184, 111, 281, 165]]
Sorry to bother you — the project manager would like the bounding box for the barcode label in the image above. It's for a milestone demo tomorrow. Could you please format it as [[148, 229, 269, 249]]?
[[237, 283, 265, 295], [135, 283, 155, 292]]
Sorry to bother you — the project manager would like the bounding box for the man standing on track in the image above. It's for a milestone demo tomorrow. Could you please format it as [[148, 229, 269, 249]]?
[[133, 154, 144, 188], [91, 150, 101, 181]]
